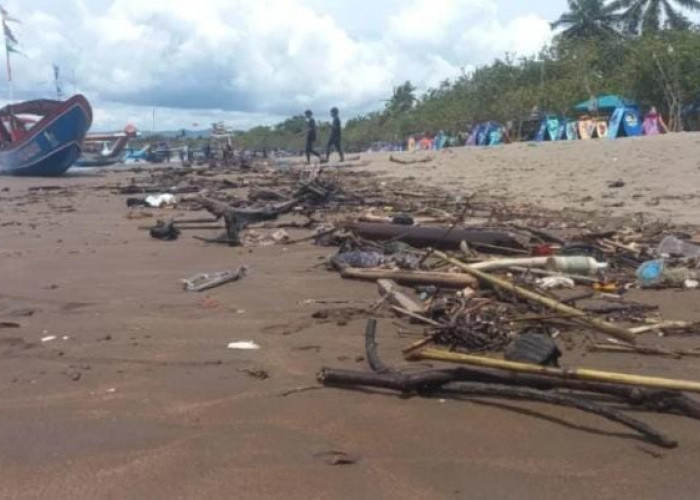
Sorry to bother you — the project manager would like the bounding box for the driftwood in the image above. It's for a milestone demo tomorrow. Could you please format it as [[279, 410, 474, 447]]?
[[389, 155, 434, 165], [189, 196, 299, 246], [439, 382, 676, 448], [378, 280, 425, 315], [318, 320, 679, 448], [341, 267, 478, 289], [432, 250, 636, 343], [349, 223, 528, 254]]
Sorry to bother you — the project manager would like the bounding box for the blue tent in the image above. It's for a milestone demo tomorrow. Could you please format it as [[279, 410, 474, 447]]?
[[530, 115, 578, 141], [468, 121, 505, 146], [534, 115, 563, 141], [608, 106, 642, 138], [574, 95, 636, 113]]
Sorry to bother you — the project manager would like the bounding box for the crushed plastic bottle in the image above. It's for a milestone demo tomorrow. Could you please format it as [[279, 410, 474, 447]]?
[[656, 236, 700, 259], [636, 259, 665, 287], [636, 259, 698, 288]]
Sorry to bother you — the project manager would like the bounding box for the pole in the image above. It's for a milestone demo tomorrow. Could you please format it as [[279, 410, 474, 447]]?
[[408, 348, 700, 394], [4, 30, 11, 103]]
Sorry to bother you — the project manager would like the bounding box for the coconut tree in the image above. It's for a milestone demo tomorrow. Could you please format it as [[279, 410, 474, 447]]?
[[551, 0, 623, 39], [609, 0, 700, 33]]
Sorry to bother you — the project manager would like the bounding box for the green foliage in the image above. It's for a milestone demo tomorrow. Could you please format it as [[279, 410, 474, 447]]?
[[236, 29, 700, 151], [551, 0, 623, 40], [609, 0, 700, 34]]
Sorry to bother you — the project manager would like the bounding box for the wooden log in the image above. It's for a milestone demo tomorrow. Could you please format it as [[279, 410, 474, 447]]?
[[349, 223, 528, 254], [341, 267, 478, 289], [318, 369, 675, 447], [440, 382, 676, 448], [377, 280, 425, 315], [432, 250, 636, 343], [389, 155, 434, 165], [409, 348, 700, 394]]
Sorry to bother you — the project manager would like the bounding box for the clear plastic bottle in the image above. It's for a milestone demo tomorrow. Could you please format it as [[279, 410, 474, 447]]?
[[656, 236, 700, 259]]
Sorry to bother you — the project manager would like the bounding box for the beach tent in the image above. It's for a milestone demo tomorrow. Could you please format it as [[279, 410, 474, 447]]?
[[578, 118, 594, 139], [561, 119, 579, 140], [642, 108, 668, 136], [608, 106, 642, 138], [467, 122, 505, 146], [533, 115, 561, 141], [574, 95, 635, 113]]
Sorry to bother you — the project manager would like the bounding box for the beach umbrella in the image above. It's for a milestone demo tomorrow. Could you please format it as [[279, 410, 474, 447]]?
[[574, 95, 635, 113]]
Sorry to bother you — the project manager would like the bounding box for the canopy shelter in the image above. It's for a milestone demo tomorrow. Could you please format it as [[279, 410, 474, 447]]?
[[574, 95, 636, 114]]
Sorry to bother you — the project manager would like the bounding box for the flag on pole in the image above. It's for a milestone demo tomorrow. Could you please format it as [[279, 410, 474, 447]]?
[[0, 5, 21, 84], [0, 7, 20, 24]]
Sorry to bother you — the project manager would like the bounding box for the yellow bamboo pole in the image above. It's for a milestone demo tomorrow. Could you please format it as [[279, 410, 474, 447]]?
[[410, 348, 700, 393], [431, 250, 636, 343]]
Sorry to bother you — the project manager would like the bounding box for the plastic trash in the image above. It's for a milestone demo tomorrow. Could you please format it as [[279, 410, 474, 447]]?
[[183, 266, 247, 292], [535, 276, 575, 290], [331, 251, 385, 269], [636, 259, 697, 288], [656, 236, 700, 259], [145, 194, 177, 208], [636, 259, 665, 287], [545, 256, 607, 276], [227, 341, 260, 350]]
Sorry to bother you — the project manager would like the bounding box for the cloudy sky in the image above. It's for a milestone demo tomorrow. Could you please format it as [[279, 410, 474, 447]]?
[[1, 0, 568, 131]]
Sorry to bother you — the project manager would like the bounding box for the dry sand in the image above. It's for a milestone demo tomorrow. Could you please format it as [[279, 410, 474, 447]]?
[[1, 134, 700, 500], [364, 132, 700, 225]]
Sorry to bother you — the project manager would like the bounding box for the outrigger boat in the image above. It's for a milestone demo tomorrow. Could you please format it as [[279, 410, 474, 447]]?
[[76, 124, 138, 167], [0, 94, 92, 176]]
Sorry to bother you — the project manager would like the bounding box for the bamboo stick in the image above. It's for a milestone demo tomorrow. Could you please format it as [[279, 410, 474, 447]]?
[[409, 348, 700, 394], [431, 250, 636, 343], [341, 267, 478, 288]]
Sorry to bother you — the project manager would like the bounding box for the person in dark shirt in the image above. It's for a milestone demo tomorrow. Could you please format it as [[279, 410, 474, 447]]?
[[304, 110, 322, 164], [326, 107, 345, 162]]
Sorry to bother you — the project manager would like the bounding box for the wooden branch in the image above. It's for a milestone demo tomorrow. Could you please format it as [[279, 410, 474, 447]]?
[[440, 382, 676, 448], [341, 267, 478, 289], [431, 250, 636, 343], [389, 155, 434, 165], [378, 279, 425, 315]]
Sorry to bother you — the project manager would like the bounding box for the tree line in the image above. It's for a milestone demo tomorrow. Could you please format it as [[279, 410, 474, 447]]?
[[236, 0, 700, 152]]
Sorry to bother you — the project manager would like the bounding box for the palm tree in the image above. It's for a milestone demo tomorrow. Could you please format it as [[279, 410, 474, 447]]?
[[551, 0, 622, 39], [609, 0, 700, 33]]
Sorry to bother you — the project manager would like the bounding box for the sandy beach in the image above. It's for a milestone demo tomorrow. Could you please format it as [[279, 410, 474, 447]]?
[[2, 135, 700, 500]]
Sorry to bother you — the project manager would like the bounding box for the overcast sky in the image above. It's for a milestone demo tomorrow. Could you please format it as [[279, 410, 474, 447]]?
[[1, 0, 569, 131]]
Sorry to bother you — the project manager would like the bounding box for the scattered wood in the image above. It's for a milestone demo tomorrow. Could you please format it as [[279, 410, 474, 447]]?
[[432, 250, 637, 343], [377, 279, 425, 315], [389, 155, 434, 165], [341, 267, 478, 289], [409, 348, 700, 394]]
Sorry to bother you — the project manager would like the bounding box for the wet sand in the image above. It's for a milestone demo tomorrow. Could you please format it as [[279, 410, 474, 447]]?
[[2, 136, 700, 500]]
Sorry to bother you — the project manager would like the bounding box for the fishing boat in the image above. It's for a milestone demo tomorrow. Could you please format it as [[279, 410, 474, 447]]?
[[75, 124, 137, 168], [0, 94, 93, 176]]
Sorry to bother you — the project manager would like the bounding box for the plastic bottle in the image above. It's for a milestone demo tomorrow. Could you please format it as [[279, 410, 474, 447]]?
[[545, 256, 608, 276], [636, 259, 665, 287], [656, 236, 700, 259], [636, 259, 698, 288]]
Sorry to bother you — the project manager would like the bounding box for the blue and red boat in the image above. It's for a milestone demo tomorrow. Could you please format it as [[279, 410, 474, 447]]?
[[0, 94, 92, 176]]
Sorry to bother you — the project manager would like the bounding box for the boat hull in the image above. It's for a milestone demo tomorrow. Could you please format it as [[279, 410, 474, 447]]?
[[0, 95, 93, 177]]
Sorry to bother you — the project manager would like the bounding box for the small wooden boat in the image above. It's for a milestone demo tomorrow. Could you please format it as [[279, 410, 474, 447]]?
[[0, 94, 92, 176], [75, 125, 137, 168]]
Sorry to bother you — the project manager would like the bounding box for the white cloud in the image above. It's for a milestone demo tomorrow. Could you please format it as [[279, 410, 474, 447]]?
[[0, 0, 552, 130]]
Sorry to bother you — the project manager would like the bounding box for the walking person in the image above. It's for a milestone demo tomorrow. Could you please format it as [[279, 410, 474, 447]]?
[[326, 107, 345, 162], [303, 110, 322, 164]]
